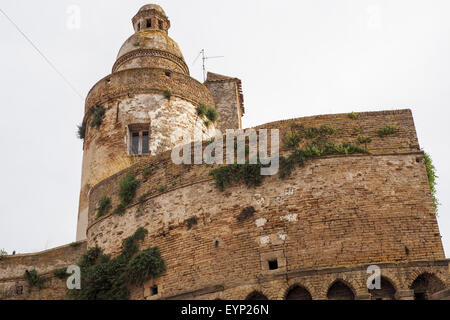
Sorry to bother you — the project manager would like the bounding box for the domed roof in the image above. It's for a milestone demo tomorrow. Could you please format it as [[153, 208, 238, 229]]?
[[113, 4, 188, 74], [138, 4, 166, 16], [113, 29, 188, 74], [116, 30, 183, 60]]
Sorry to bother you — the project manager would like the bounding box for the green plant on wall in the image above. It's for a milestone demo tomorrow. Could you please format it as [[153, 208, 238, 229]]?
[[209, 123, 368, 191], [205, 107, 219, 123], [349, 112, 360, 120], [113, 174, 139, 216], [304, 125, 337, 139], [237, 206, 255, 222], [279, 141, 368, 179], [68, 228, 165, 300], [90, 106, 106, 128], [77, 121, 87, 140], [197, 104, 219, 125], [127, 248, 166, 285], [24, 269, 45, 289], [185, 217, 199, 230], [0, 249, 7, 260], [139, 193, 149, 205], [424, 152, 440, 215], [96, 197, 112, 219], [53, 268, 68, 280], [196, 104, 208, 117], [142, 166, 154, 178], [378, 124, 398, 137], [283, 132, 302, 149], [114, 203, 127, 216], [163, 89, 172, 99], [119, 174, 139, 205], [209, 161, 264, 192], [70, 241, 82, 248], [358, 136, 372, 144]]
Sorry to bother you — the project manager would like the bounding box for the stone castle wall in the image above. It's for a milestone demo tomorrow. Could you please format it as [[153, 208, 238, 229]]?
[[0, 242, 86, 300], [84, 109, 448, 300], [2, 109, 447, 300]]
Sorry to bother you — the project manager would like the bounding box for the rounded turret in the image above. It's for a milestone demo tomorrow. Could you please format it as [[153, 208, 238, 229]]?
[[76, 4, 216, 240]]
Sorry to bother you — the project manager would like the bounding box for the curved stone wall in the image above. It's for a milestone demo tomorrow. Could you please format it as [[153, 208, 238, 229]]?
[[85, 109, 447, 300]]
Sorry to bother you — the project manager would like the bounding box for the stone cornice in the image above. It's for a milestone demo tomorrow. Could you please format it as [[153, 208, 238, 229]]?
[[112, 48, 189, 74], [85, 68, 214, 113]]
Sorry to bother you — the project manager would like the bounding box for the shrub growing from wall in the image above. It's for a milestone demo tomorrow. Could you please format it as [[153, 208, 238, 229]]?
[[68, 228, 165, 300]]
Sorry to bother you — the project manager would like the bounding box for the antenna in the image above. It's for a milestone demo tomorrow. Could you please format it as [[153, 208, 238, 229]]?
[[192, 49, 224, 82]]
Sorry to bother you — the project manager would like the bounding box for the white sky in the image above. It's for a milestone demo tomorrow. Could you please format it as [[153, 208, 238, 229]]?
[[0, 0, 448, 257]]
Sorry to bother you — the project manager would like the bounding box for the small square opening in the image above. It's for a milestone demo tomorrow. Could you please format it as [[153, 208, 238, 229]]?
[[414, 292, 426, 300], [151, 285, 158, 296], [268, 259, 278, 270]]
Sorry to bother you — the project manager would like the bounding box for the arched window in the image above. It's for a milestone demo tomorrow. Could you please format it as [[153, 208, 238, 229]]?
[[327, 280, 355, 300], [410, 273, 445, 300], [137, 22, 140, 31], [369, 277, 396, 300], [158, 20, 163, 29], [285, 285, 312, 300], [146, 19, 152, 28], [246, 291, 268, 300]]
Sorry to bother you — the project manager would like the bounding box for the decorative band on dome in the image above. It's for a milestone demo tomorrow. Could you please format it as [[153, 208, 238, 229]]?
[[112, 49, 189, 74]]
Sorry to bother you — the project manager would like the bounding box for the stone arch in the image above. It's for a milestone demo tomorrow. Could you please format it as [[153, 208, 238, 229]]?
[[285, 284, 313, 300], [246, 291, 269, 300], [326, 279, 355, 300], [410, 272, 446, 300], [369, 276, 397, 300]]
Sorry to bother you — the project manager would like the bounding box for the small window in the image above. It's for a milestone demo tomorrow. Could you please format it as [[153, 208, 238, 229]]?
[[137, 22, 140, 31], [158, 20, 163, 29], [146, 19, 152, 28], [151, 285, 158, 296], [268, 259, 278, 270], [131, 132, 140, 154], [142, 131, 149, 154], [128, 125, 150, 155]]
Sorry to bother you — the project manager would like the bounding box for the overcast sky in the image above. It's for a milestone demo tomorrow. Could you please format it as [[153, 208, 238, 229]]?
[[0, 0, 449, 257]]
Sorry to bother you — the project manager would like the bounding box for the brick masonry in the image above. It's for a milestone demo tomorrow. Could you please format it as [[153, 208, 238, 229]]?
[[1, 4, 448, 301], [1, 106, 448, 300], [205, 72, 244, 131], [82, 109, 448, 300], [0, 242, 86, 300]]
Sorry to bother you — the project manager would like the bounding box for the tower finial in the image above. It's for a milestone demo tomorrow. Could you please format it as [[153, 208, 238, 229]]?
[[132, 4, 171, 33]]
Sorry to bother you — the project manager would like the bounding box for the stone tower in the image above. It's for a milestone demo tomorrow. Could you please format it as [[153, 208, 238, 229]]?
[[205, 72, 245, 131], [76, 4, 217, 240]]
